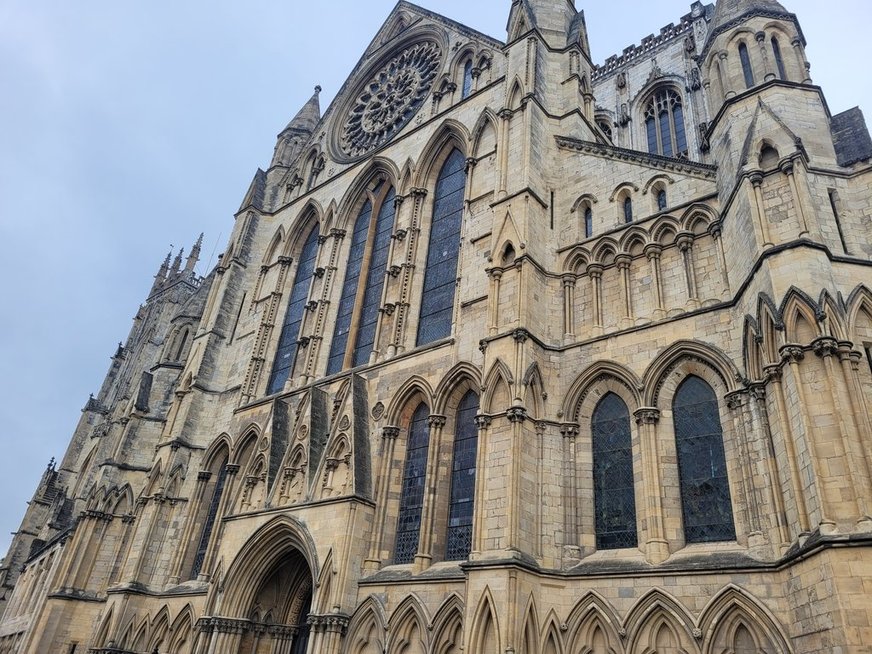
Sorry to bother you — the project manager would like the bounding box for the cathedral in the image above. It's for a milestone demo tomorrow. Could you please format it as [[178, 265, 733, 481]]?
[[3, 0, 872, 651]]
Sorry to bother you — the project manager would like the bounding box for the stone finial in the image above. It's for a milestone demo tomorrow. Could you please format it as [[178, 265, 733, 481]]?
[[185, 233, 203, 272]]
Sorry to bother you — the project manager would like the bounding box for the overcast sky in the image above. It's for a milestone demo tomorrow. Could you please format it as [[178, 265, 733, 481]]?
[[0, 0, 869, 557]]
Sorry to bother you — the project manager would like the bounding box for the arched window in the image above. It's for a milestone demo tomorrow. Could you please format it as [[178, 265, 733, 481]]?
[[191, 455, 229, 578], [461, 60, 474, 99], [644, 88, 688, 158], [267, 225, 320, 395], [772, 37, 787, 80], [673, 376, 735, 543], [597, 118, 613, 141], [327, 182, 396, 374], [584, 206, 593, 238], [306, 156, 323, 190], [395, 403, 430, 563], [592, 393, 637, 549], [446, 390, 479, 560], [657, 188, 667, 211], [623, 196, 633, 223], [739, 42, 754, 88], [417, 148, 466, 346]]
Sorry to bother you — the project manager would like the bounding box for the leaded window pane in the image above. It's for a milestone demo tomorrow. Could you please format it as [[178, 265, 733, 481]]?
[[657, 189, 668, 211], [395, 403, 430, 563], [327, 199, 372, 375], [659, 110, 673, 157], [673, 104, 687, 155], [623, 197, 633, 223], [417, 149, 466, 346], [192, 460, 228, 578], [447, 390, 479, 560], [772, 38, 787, 80], [673, 376, 736, 543], [462, 60, 473, 99], [592, 393, 637, 549], [353, 187, 396, 366], [646, 116, 658, 154], [739, 42, 755, 88], [267, 226, 320, 394], [584, 207, 593, 238]]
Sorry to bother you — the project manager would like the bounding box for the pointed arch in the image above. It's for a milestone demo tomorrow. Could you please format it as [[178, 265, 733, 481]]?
[[411, 120, 470, 189], [643, 339, 740, 407], [482, 358, 514, 413], [283, 200, 323, 258], [563, 360, 642, 422], [699, 585, 793, 654], [147, 605, 171, 651], [540, 611, 565, 654], [565, 591, 623, 654], [756, 293, 784, 364], [264, 226, 286, 264], [522, 362, 546, 419], [399, 158, 416, 196], [507, 77, 525, 111], [818, 289, 847, 341], [780, 287, 820, 344], [93, 606, 115, 647], [519, 594, 539, 654], [344, 596, 387, 654], [469, 588, 501, 654], [385, 376, 435, 426], [335, 157, 401, 229], [471, 109, 500, 157], [742, 315, 763, 382], [434, 361, 482, 416], [387, 594, 429, 654], [431, 593, 464, 654], [625, 589, 696, 654], [847, 284, 872, 340]]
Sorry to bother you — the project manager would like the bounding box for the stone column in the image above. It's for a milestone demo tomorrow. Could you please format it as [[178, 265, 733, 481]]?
[[471, 415, 492, 556], [749, 384, 790, 548], [587, 264, 604, 335], [506, 406, 528, 551], [710, 221, 731, 297], [780, 160, 810, 237], [497, 108, 513, 198], [756, 31, 775, 81], [749, 172, 773, 248], [634, 408, 669, 563], [645, 244, 665, 319], [725, 391, 764, 548], [837, 344, 872, 494], [560, 423, 580, 564], [199, 463, 239, 580], [719, 51, 734, 99], [562, 275, 576, 340], [616, 254, 634, 326], [416, 415, 446, 569], [489, 269, 502, 335], [791, 37, 812, 84], [364, 426, 399, 572], [676, 232, 699, 308]]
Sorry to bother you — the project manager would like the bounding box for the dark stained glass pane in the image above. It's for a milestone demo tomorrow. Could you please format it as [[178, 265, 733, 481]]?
[[417, 149, 466, 346], [623, 197, 633, 223], [446, 391, 479, 560], [395, 403, 430, 563], [646, 116, 658, 154], [739, 42, 755, 88], [327, 200, 372, 375], [659, 110, 673, 158], [353, 188, 396, 367], [673, 104, 688, 155], [657, 189, 667, 211], [191, 460, 228, 578], [592, 393, 637, 549], [673, 376, 735, 543], [772, 38, 787, 80], [267, 226, 320, 394], [584, 207, 593, 238], [461, 60, 473, 99]]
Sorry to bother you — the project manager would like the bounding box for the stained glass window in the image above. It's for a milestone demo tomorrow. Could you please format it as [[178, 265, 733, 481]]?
[[461, 60, 473, 99], [592, 393, 637, 549], [657, 189, 667, 211], [772, 37, 787, 80], [395, 403, 430, 563], [623, 197, 633, 223], [267, 226, 320, 395], [673, 376, 735, 543], [739, 42, 755, 88], [584, 206, 593, 238], [446, 390, 479, 560], [645, 88, 687, 157], [327, 183, 396, 374], [417, 149, 466, 345], [191, 459, 228, 578]]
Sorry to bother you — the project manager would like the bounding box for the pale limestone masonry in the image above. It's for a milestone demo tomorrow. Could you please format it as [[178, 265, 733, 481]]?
[[1, 0, 871, 652]]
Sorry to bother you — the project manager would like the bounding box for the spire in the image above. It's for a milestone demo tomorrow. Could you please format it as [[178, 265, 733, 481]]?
[[171, 248, 184, 274], [185, 233, 203, 273], [150, 248, 172, 295], [507, 0, 578, 48], [282, 85, 321, 135]]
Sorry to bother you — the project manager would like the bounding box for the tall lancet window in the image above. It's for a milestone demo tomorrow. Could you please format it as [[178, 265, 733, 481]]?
[[446, 390, 480, 560], [191, 454, 228, 578], [673, 375, 735, 543], [584, 206, 593, 238], [461, 60, 474, 99], [395, 403, 431, 564], [267, 225, 320, 395], [739, 42, 755, 88], [644, 88, 687, 158], [772, 37, 787, 80], [327, 182, 396, 374], [417, 148, 466, 345], [592, 393, 637, 549]]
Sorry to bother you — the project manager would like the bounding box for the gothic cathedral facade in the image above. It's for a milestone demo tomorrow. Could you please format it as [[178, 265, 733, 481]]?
[[2, 0, 872, 652]]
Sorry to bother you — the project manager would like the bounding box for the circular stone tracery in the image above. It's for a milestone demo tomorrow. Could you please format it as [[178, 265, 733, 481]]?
[[338, 40, 442, 160]]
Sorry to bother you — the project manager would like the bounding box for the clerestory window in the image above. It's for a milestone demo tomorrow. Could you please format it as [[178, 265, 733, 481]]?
[[644, 88, 688, 158]]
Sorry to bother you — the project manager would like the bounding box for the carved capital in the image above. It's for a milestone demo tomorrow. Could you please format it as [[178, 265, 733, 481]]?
[[780, 345, 805, 364], [305, 300, 318, 312], [586, 263, 604, 279], [725, 390, 746, 410], [392, 227, 408, 241], [755, 30, 767, 43], [561, 274, 577, 288], [507, 406, 527, 423], [644, 243, 663, 260], [329, 228, 347, 239], [633, 408, 660, 425], [560, 423, 580, 438], [779, 159, 795, 176], [763, 364, 783, 382], [474, 414, 493, 429], [313, 266, 326, 278], [427, 414, 447, 428], [512, 328, 530, 344], [498, 108, 514, 120], [465, 157, 478, 172], [676, 232, 694, 252], [708, 220, 722, 239], [615, 254, 632, 270], [197, 470, 212, 482], [812, 336, 839, 358], [383, 426, 400, 440], [388, 264, 402, 278], [748, 171, 764, 187], [225, 463, 241, 475]]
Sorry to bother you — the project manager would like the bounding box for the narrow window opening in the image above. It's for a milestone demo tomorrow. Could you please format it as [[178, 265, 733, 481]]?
[[191, 460, 228, 578], [446, 390, 479, 560], [461, 60, 473, 99], [584, 206, 593, 238], [395, 403, 430, 563], [229, 292, 247, 344], [645, 88, 687, 157], [864, 345, 872, 375], [173, 328, 190, 361], [772, 37, 787, 80], [623, 196, 633, 223], [828, 189, 850, 255], [739, 42, 755, 88], [657, 188, 668, 211]]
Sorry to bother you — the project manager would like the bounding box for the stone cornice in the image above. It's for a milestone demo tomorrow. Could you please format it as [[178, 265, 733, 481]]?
[[555, 137, 717, 180]]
